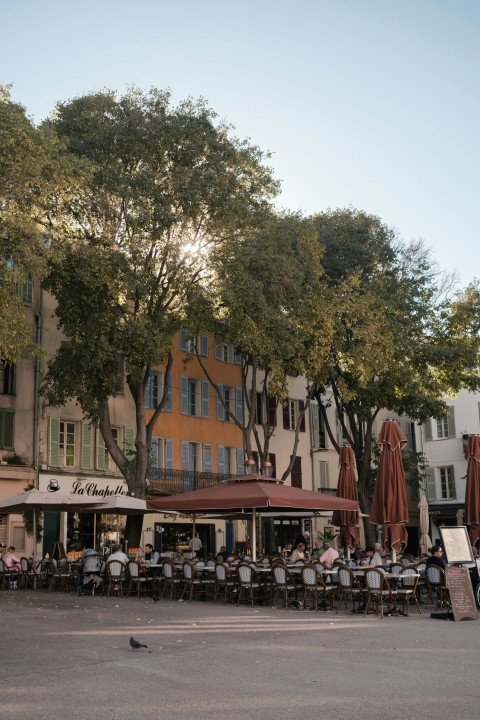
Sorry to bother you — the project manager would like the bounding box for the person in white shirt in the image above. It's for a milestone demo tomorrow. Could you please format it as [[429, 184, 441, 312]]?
[[318, 542, 340, 567], [106, 544, 129, 565], [366, 543, 384, 567], [189, 533, 203, 558]]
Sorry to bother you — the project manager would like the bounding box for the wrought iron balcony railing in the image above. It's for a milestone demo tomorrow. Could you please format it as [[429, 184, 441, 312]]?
[[147, 468, 235, 495]]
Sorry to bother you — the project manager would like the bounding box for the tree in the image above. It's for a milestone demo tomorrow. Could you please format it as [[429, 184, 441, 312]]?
[[40, 88, 278, 546], [306, 208, 480, 545]]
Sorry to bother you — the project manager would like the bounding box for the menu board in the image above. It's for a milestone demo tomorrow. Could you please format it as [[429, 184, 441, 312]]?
[[445, 566, 478, 622], [439, 526, 473, 564]]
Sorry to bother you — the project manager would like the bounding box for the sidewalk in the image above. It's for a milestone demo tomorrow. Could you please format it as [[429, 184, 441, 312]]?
[[1, 588, 479, 720]]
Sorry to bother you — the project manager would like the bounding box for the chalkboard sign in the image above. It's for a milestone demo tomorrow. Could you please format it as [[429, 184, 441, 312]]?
[[445, 566, 477, 622], [52, 542, 67, 560], [440, 526, 473, 564]]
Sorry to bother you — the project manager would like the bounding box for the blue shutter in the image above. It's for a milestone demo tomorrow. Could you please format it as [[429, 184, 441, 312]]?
[[216, 385, 224, 420], [215, 343, 222, 360], [180, 376, 189, 414], [181, 440, 190, 470], [48, 416, 60, 467], [201, 335, 209, 356], [202, 381, 209, 418], [237, 447, 244, 475], [235, 387, 243, 424], [217, 445, 226, 475], [151, 436, 161, 469], [165, 372, 172, 411], [165, 438, 173, 469]]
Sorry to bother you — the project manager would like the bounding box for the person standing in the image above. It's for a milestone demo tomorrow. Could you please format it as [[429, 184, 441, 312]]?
[[189, 533, 203, 558]]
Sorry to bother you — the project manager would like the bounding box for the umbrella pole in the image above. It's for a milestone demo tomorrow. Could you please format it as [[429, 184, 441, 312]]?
[[252, 509, 257, 562], [192, 513, 196, 559]]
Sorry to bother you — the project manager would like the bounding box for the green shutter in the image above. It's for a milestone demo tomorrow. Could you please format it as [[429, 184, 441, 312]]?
[[124, 427, 135, 458], [81, 421, 93, 469], [0, 409, 14, 450], [48, 416, 60, 467], [96, 428, 106, 470]]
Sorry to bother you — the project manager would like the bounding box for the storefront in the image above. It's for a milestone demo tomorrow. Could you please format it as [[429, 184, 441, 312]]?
[[38, 472, 131, 556]]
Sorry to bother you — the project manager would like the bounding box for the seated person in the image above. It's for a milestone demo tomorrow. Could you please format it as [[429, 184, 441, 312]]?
[[311, 540, 324, 558], [318, 542, 339, 567], [289, 543, 306, 563], [353, 544, 368, 561], [143, 543, 160, 565], [106, 544, 129, 566], [426, 544, 447, 569], [2, 546, 21, 586]]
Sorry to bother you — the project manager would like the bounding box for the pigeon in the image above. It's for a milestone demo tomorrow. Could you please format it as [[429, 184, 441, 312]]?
[[130, 636, 149, 650]]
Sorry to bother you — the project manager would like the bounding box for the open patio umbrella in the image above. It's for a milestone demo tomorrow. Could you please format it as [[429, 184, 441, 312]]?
[[418, 495, 432, 556], [464, 435, 480, 547], [332, 445, 359, 555], [370, 420, 409, 559], [0, 489, 105, 557], [147, 474, 359, 561]]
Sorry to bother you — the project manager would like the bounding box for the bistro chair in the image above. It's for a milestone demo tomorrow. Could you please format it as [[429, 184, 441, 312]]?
[[0, 558, 14, 590], [19, 557, 37, 589], [180, 561, 206, 602], [301, 563, 334, 612], [364, 567, 397, 618], [127, 560, 149, 597], [388, 563, 403, 576], [336, 565, 365, 614], [105, 560, 127, 597], [425, 565, 449, 608], [271, 563, 297, 609], [213, 562, 237, 604], [236, 562, 261, 607], [49, 558, 74, 592], [160, 559, 183, 599], [396, 566, 421, 615]]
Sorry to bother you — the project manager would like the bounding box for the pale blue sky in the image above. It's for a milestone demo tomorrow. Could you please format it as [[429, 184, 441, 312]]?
[[1, 0, 479, 286]]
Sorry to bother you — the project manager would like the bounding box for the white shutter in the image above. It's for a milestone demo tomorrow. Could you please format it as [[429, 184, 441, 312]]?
[[81, 420, 93, 469], [426, 467, 436, 501], [48, 417, 60, 467]]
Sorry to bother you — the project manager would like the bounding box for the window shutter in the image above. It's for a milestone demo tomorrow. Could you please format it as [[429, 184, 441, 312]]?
[[235, 387, 243, 424], [311, 403, 320, 447], [299, 400, 306, 432], [201, 335, 209, 356], [124, 427, 135, 458], [216, 385, 225, 420], [426, 468, 436, 501], [81, 421, 93, 469], [180, 376, 189, 414], [234, 348, 242, 364], [202, 381, 210, 418], [291, 456, 302, 488], [203, 444, 213, 472], [215, 343, 222, 360], [0, 409, 14, 450], [165, 372, 173, 412], [267, 396, 277, 427], [237, 447, 244, 475], [181, 440, 190, 471], [319, 460, 329, 487], [48, 416, 60, 467], [96, 429, 106, 470], [180, 329, 189, 351], [218, 445, 226, 475], [151, 436, 161, 469], [283, 403, 290, 430], [423, 419, 432, 441], [165, 438, 173, 469], [447, 407, 456, 438]]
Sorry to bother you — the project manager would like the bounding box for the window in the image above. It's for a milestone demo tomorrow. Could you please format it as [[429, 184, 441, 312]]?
[[436, 417, 449, 439], [425, 407, 455, 440], [150, 437, 174, 470], [256, 393, 277, 427], [145, 371, 172, 411], [218, 445, 237, 476], [439, 466, 456, 500], [283, 399, 305, 432], [17, 275, 33, 305], [48, 417, 77, 467], [0, 362, 15, 395], [60, 421, 76, 467], [180, 330, 208, 356], [310, 403, 326, 449], [319, 460, 330, 488], [0, 409, 14, 450], [216, 385, 243, 423], [215, 341, 241, 365], [180, 377, 209, 417], [290, 456, 302, 488]]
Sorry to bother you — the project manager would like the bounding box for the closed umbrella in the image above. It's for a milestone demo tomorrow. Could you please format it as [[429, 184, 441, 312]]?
[[370, 420, 409, 560], [464, 435, 480, 547], [332, 445, 359, 555], [418, 495, 432, 556]]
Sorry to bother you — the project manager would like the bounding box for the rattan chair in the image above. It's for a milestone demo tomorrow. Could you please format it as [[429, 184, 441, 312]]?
[[180, 561, 206, 602], [336, 565, 365, 614], [127, 560, 149, 597], [236, 563, 261, 606], [213, 562, 237, 604], [271, 563, 297, 609], [49, 558, 74, 592], [160, 559, 183, 599], [301, 563, 335, 611], [396, 566, 421, 615], [425, 564, 449, 608], [105, 560, 127, 596], [364, 567, 397, 618]]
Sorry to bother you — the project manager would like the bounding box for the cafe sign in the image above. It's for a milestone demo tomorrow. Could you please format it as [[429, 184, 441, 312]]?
[[38, 472, 129, 497]]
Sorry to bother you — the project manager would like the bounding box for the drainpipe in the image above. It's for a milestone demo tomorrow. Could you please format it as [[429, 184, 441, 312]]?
[[33, 287, 43, 488]]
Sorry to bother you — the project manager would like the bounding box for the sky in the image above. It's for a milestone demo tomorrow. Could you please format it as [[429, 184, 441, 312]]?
[[1, 0, 479, 287]]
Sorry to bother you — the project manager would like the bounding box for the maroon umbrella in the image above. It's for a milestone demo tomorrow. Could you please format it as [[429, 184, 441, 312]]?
[[464, 435, 480, 547], [370, 420, 409, 553], [332, 445, 359, 551], [147, 474, 359, 560]]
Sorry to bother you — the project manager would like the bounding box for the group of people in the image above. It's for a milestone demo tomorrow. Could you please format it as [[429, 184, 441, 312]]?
[[285, 531, 393, 569]]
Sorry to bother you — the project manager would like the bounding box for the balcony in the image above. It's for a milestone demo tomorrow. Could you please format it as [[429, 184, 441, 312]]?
[[147, 468, 234, 496]]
